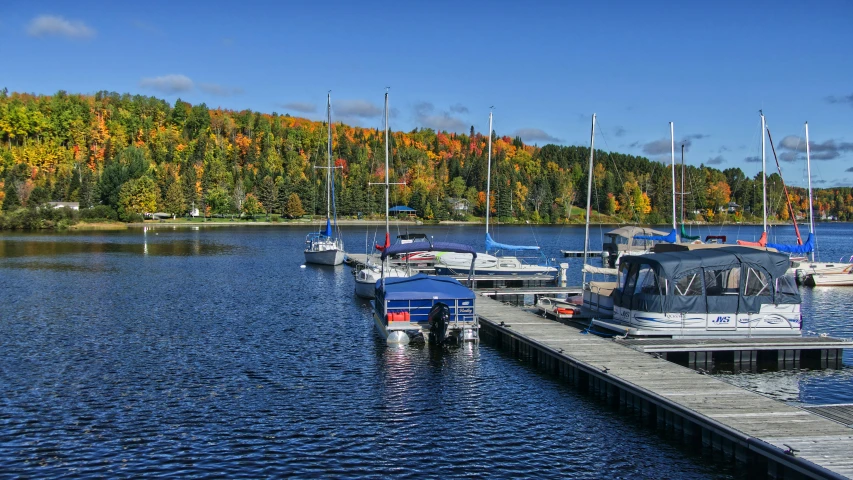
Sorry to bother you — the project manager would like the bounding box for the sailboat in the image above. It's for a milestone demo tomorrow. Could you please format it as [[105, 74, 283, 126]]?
[[798, 121, 853, 286], [304, 92, 345, 266], [580, 114, 619, 317], [433, 110, 557, 279], [354, 90, 410, 298]]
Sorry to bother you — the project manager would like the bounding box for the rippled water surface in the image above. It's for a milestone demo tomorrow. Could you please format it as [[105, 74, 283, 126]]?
[[1, 222, 851, 477]]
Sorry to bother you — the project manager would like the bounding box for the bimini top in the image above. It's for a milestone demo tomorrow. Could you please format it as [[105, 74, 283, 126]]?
[[377, 273, 474, 301], [614, 246, 799, 314], [381, 241, 477, 260]]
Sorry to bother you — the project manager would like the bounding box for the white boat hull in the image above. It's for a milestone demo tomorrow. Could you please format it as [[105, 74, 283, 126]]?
[[355, 278, 376, 298], [805, 273, 853, 287], [304, 248, 345, 266], [595, 304, 802, 338]]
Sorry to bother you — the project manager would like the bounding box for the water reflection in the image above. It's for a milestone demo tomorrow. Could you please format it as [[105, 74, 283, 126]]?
[[0, 235, 235, 259]]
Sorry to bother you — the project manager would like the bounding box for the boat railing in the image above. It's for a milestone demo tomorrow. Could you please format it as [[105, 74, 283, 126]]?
[[385, 299, 476, 326]]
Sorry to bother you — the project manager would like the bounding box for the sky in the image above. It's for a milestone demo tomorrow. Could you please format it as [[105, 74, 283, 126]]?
[[2, 0, 852, 187]]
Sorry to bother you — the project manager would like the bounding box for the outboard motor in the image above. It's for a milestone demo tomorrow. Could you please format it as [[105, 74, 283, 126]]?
[[428, 302, 452, 345]]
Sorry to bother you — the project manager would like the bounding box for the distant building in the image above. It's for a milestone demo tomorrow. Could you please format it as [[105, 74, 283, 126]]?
[[446, 198, 470, 216], [719, 201, 740, 213], [47, 202, 79, 210], [388, 205, 417, 218]]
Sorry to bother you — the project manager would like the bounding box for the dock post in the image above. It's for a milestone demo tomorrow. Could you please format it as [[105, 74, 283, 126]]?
[[777, 349, 800, 370]]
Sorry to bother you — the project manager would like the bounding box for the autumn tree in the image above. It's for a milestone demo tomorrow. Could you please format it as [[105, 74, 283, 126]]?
[[163, 182, 186, 218], [118, 176, 158, 220], [283, 192, 305, 218], [706, 180, 732, 212], [242, 193, 264, 217]]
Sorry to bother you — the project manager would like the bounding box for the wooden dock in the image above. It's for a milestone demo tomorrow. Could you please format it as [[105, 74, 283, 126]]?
[[477, 297, 853, 479]]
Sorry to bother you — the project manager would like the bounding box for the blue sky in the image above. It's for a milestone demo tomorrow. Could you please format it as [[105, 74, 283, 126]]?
[[2, 0, 852, 186]]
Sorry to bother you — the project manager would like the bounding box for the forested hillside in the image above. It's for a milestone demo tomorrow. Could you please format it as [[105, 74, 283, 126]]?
[[1, 89, 851, 224]]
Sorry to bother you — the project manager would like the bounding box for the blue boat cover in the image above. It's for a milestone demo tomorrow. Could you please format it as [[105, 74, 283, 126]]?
[[484, 232, 540, 252], [767, 233, 814, 255], [381, 241, 477, 260], [634, 227, 677, 243], [323, 218, 332, 237], [379, 273, 474, 301]]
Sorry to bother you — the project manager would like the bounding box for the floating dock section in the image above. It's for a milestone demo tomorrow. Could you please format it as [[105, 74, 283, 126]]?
[[477, 297, 853, 479]]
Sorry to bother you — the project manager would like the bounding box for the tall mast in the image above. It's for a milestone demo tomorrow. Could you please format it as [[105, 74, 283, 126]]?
[[485, 109, 493, 234], [582, 113, 596, 286], [805, 121, 814, 262], [326, 91, 332, 220], [761, 111, 767, 233], [670, 122, 677, 240], [384, 89, 390, 243], [680, 144, 685, 228]]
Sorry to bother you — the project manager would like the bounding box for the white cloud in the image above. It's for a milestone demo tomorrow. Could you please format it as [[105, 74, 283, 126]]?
[[413, 102, 467, 132], [514, 128, 562, 144], [335, 99, 382, 119], [139, 74, 194, 94], [27, 15, 95, 39], [280, 102, 317, 113]]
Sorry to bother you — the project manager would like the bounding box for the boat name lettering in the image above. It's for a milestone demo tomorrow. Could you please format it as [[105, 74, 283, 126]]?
[[712, 316, 731, 324]]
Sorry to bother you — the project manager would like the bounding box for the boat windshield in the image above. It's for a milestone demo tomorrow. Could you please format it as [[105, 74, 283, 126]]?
[[743, 266, 771, 296]]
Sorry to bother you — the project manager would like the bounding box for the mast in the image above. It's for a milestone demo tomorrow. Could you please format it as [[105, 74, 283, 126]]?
[[485, 109, 493, 234], [326, 91, 332, 221], [384, 89, 390, 244], [670, 122, 677, 240], [806, 121, 814, 261], [761, 111, 767, 233], [582, 113, 596, 286], [680, 144, 685, 228]]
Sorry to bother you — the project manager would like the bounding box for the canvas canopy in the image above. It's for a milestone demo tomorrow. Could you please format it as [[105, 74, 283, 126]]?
[[378, 273, 474, 302], [613, 246, 799, 314], [381, 241, 477, 260]]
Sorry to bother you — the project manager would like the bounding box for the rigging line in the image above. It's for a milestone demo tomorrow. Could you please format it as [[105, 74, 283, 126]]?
[[595, 119, 641, 225]]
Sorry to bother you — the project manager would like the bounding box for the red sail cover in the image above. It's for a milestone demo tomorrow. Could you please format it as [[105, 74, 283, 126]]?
[[737, 231, 767, 247]]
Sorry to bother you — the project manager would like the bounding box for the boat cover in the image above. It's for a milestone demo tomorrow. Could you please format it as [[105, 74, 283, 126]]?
[[737, 231, 767, 247], [323, 218, 332, 237], [381, 241, 477, 260], [485, 232, 540, 252], [680, 225, 700, 241], [377, 273, 475, 302], [634, 227, 677, 243], [606, 226, 668, 239], [767, 233, 815, 255], [613, 246, 799, 314]]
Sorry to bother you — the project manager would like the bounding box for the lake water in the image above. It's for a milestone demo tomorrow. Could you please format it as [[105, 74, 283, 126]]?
[[1, 222, 851, 477]]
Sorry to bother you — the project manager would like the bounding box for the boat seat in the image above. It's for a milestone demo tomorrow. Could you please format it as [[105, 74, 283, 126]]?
[[589, 281, 617, 296]]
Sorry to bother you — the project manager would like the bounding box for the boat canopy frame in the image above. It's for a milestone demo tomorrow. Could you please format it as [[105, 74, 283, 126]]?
[[613, 246, 800, 314]]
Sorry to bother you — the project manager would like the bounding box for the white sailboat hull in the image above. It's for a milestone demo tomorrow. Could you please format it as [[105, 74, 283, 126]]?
[[304, 248, 345, 266], [354, 266, 410, 298]]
